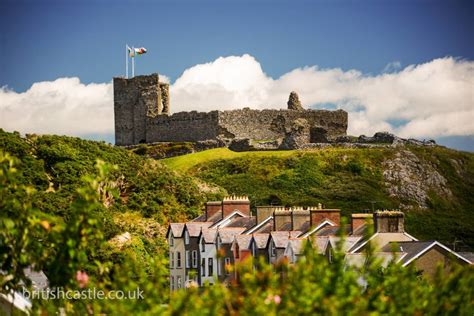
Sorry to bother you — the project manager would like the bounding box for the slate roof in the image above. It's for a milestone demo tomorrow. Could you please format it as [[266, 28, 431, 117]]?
[[296, 221, 311, 234], [192, 213, 207, 222], [381, 241, 434, 265], [234, 235, 253, 250], [351, 223, 369, 236], [328, 236, 363, 252], [207, 212, 223, 224], [458, 252, 474, 263], [270, 231, 302, 248], [245, 219, 274, 234], [201, 229, 217, 243], [226, 216, 257, 229], [288, 238, 305, 255], [252, 233, 270, 249], [314, 226, 343, 236], [186, 222, 213, 237], [218, 227, 246, 243], [169, 223, 185, 238], [278, 222, 293, 231], [311, 236, 330, 254]]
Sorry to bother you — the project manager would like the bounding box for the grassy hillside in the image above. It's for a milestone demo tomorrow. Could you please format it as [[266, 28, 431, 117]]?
[[165, 147, 474, 250]]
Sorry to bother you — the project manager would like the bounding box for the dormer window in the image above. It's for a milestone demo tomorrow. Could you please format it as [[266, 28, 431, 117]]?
[[201, 238, 205, 252], [169, 235, 174, 247]]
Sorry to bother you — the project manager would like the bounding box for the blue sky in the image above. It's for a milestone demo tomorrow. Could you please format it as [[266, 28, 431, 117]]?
[[0, 0, 473, 151]]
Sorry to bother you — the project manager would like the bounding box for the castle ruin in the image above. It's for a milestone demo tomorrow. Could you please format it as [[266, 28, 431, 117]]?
[[113, 73, 348, 146]]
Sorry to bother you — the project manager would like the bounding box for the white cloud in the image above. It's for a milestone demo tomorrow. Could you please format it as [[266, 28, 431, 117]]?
[[0, 78, 113, 136], [1, 55, 473, 139]]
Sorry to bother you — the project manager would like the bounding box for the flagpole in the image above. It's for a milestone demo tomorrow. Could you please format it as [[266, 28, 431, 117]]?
[[125, 44, 128, 79]]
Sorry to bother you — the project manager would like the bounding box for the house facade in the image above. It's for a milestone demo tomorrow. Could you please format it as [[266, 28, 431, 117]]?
[[167, 197, 472, 290]]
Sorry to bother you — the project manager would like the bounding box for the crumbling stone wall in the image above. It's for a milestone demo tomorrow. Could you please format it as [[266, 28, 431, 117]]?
[[218, 108, 347, 141], [114, 74, 348, 146], [146, 111, 220, 142]]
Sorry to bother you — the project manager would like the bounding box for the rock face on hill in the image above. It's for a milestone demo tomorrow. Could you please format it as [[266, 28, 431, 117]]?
[[383, 150, 452, 208]]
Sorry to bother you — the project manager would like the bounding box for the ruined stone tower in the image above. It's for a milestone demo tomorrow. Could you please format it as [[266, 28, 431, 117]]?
[[113, 73, 170, 145]]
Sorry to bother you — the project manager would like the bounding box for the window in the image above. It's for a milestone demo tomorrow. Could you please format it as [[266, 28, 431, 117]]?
[[177, 276, 182, 289], [185, 230, 190, 245], [170, 252, 174, 268], [170, 276, 174, 290], [225, 258, 231, 275], [201, 258, 206, 276], [169, 235, 174, 247], [271, 241, 276, 257], [251, 242, 257, 257], [186, 251, 190, 268], [217, 258, 221, 276], [208, 258, 213, 276], [177, 251, 182, 268], [201, 239, 205, 252], [192, 250, 198, 268]]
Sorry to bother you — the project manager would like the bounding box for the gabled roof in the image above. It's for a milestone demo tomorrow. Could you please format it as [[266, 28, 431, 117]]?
[[225, 216, 256, 229], [311, 236, 330, 254], [192, 213, 207, 222], [296, 221, 311, 234], [277, 222, 293, 231], [233, 234, 253, 250], [167, 223, 185, 238], [210, 210, 247, 228], [350, 223, 369, 236], [458, 252, 474, 263], [313, 225, 347, 237], [287, 238, 305, 255], [217, 227, 246, 244], [328, 236, 363, 252], [382, 241, 473, 266], [185, 222, 213, 237], [349, 232, 418, 254], [245, 217, 273, 234], [252, 233, 270, 249], [269, 231, 302, 248], [201, 229, 217, 243], [206, 211, 223, 224], [301, 219, 337, 238]]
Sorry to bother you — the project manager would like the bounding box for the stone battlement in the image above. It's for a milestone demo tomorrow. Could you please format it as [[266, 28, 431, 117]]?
[[113, 73, 348, 146]]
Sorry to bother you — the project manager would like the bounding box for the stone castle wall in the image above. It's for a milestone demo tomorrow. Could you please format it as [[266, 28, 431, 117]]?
[[114, 74, 348, 146]]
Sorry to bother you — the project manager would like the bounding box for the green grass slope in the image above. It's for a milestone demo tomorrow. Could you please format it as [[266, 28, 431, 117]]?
[[166, 146, 474, 250], [0, 130, 211, 266]]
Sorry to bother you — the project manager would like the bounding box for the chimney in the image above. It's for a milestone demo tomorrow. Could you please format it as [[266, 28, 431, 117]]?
[[273, 208, 292, 230], [351, 213, 373, 233], [206, 201, 222, 220], [256, 206, 279, 224], [291, 208, 310, 231], [222, 195, 250, 218], [374, 211, 404, 233], [309, 204, 341, 227]]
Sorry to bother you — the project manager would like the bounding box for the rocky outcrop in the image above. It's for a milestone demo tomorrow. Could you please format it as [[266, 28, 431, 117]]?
[[383, 150, 452, 208], [287, 91, 304, 110]]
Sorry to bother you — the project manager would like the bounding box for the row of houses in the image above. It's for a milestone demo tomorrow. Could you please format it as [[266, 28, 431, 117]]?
[[166, 196, 473, 291]]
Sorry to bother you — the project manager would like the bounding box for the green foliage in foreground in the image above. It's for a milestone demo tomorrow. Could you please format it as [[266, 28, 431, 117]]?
[[1, 150, 473, 315]]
